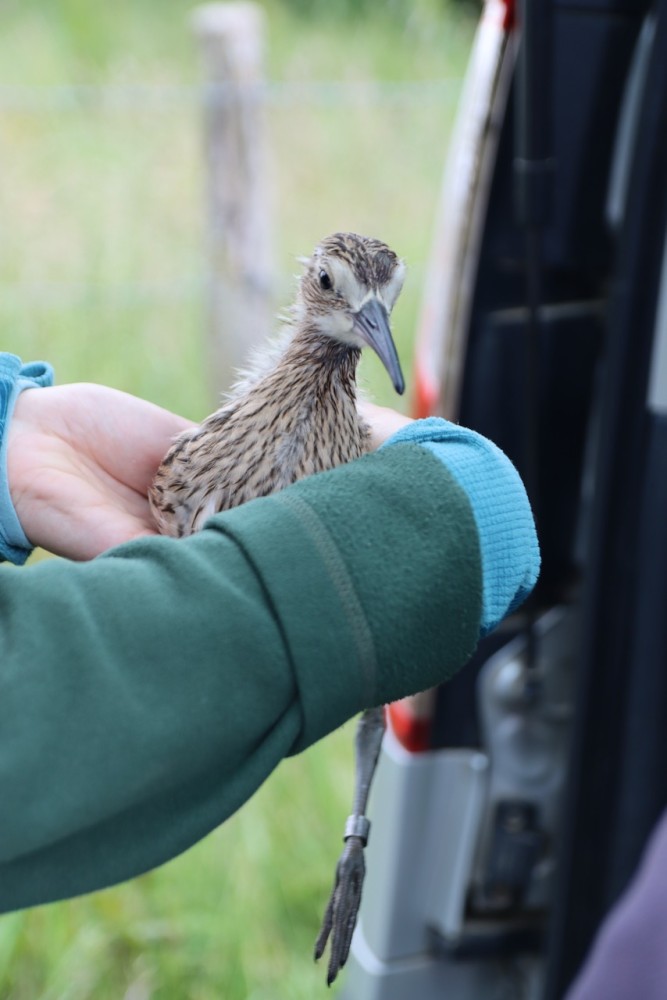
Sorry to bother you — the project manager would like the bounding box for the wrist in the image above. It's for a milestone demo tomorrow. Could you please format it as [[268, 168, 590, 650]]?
[[0, 354, 55, 564], [382, 417, 540, 635]]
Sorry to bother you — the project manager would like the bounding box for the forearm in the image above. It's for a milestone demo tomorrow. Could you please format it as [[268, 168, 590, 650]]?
[[0, 444, 482, 911]]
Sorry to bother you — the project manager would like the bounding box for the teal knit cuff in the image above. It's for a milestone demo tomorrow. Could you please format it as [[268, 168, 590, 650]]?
[[382, 418, 540, 637], [0, 353, 55, 565]]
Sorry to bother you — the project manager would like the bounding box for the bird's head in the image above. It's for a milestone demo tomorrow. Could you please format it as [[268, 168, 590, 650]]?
[[296, 232, 406, 395]]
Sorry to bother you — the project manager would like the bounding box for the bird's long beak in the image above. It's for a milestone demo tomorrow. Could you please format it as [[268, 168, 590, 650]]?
[[353, 298, 405, 395]]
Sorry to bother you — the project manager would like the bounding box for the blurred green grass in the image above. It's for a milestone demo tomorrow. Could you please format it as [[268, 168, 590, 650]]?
[[0, 1, 475, 997]]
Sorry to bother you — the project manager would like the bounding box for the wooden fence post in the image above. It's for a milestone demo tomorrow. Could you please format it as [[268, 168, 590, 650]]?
[[192, 2, 272, 393]]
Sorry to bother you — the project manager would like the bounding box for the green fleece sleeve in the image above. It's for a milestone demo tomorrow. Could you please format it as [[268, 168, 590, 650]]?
[[0, 443, 481, 913]]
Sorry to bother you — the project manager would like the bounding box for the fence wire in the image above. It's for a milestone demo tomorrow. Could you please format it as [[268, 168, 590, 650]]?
[[0, 79, 460, 113]]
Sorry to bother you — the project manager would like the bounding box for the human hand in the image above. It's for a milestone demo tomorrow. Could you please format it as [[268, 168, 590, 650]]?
[[358, 400, 414, 449], [7, 384, 194, 560]]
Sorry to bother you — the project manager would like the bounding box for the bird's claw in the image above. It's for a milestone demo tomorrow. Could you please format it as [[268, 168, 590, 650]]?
[[314, 835, 366, 986]]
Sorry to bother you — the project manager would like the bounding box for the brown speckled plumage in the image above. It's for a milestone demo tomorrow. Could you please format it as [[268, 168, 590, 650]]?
[[149, 233, 406, 986], [149, 232, 405, 538]]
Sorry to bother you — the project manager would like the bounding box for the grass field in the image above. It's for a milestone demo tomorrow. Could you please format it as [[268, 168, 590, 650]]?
[[0, 1, 476, 997]]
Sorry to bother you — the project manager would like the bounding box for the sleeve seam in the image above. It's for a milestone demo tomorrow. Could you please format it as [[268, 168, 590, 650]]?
[[274, 490, 378, 707]]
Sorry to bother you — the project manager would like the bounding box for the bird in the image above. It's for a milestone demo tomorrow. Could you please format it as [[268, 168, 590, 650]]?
[[149, 231, 406, 984]]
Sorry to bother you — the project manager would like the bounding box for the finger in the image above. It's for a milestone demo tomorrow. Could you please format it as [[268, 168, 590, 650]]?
[[84, 390, 195, 495], [28, 491, 161, 560], [38, 385, 195, 496], [357, 400, 413, 450], [46, 519, 159, 561]]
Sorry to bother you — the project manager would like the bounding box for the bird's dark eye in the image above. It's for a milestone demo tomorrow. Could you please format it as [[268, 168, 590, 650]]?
[[319, 269, 332, 291]]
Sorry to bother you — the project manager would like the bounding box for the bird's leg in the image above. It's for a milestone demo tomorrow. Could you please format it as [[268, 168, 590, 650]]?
[[314, 704, 386, 985]]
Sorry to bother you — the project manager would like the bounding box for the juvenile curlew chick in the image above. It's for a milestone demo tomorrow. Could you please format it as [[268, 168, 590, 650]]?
[[149, 232, 406, 986], [150, 232, 405, 537]]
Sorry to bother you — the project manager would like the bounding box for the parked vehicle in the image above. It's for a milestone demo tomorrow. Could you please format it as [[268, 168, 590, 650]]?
[[342, 0, 667, 995]]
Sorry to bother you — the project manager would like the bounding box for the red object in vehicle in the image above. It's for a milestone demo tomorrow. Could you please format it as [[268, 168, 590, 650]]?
[[387, 690, 438, 753]]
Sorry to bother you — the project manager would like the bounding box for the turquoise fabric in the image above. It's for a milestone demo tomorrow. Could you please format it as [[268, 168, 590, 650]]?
[[383, 418, 541, 636], [0, 354, 55, 564]]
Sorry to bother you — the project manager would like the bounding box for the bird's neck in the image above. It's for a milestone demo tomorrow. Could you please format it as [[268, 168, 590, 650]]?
[[281, 325, 361, 398]]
